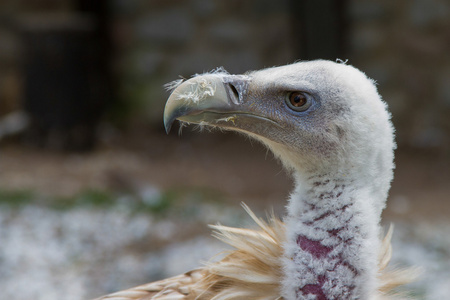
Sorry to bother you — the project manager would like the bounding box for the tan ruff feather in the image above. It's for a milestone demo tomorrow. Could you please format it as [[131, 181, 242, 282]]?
[[93, 205, 416, 300], [376, 225, 420, 299]]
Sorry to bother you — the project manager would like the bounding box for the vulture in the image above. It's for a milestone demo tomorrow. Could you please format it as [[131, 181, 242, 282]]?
[[95, 61, 416, 300]]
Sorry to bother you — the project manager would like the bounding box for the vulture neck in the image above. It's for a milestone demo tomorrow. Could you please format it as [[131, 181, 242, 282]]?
[[282, 170, 381, 300]]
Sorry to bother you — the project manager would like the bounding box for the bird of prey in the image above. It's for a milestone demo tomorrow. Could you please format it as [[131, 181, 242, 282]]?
[[95, 61, 416, 300]]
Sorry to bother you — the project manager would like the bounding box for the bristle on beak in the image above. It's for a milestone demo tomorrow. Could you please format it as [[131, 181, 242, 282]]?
[[163, 75, 231, 133]]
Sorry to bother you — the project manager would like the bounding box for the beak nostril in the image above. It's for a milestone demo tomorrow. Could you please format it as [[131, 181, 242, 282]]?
[[228, 83, 239, 100], [223, 75, 250, 104]]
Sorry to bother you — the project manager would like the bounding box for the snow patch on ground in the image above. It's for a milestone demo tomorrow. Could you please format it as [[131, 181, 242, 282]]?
[[0, 205, 225, 300], [389, 221, 450, 299]]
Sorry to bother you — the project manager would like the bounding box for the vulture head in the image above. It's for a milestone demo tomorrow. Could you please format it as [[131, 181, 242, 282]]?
[[93, 61, 412, 300], [164, 61, 394, 217]]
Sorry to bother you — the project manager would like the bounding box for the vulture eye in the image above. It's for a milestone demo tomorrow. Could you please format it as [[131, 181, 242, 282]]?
[[286, 92, 312, 112]]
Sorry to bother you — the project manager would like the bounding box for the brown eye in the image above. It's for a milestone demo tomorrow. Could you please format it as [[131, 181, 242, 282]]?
[[286, 92, 312, 112]]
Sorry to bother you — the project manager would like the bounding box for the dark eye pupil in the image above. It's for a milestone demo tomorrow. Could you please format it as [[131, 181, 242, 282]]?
[[290, 92, 307, 107]]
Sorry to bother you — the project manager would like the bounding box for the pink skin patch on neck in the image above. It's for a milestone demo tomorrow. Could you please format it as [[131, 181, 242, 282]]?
[[296, 231, 358, 299], [298, 275, 327, 300], [296, 236, 332, 299], [297, 235, 333, 259]]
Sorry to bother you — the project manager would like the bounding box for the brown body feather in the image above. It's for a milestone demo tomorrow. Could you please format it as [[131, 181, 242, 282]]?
[[94, 205, 416, 300]]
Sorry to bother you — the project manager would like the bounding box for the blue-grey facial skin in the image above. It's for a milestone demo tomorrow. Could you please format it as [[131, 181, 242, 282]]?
[[214, 68, 346, 159], [165, 68, 333, 159]]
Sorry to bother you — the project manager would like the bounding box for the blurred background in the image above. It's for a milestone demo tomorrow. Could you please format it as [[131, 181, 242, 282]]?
[[0, 0, 449, 299]]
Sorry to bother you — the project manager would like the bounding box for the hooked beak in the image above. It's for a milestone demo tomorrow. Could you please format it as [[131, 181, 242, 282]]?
[[164, 73, 252, 133], [164, 74, 231, 133]]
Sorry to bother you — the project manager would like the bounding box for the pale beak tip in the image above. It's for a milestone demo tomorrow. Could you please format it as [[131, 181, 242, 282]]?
[[163, 113, 175, 134]]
